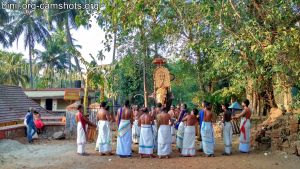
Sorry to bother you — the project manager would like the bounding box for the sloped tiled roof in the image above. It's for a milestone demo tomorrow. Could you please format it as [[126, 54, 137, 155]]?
[[0, 85, 52, 124]]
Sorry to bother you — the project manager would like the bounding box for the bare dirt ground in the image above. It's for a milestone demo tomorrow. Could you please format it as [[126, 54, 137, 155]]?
[[1, 136, 299, 169]]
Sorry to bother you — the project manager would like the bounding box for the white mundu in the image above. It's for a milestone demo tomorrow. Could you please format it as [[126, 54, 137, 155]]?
[[139, 125, 154, 155], [157, 125, 172, 156], [97, 120, 112, 153], [181, 126, 196, 156]]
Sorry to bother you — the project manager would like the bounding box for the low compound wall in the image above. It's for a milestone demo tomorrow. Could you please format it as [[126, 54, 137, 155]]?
[[0, 122, 65, 140]]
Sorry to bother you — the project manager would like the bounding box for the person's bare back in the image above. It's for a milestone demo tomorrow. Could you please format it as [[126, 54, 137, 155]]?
[[168, 109, 175, 118], [119, 107, 132, 120], [158, 113, 171, 125], [140, 113, 153, 125], [183, 114, 198, 126], [97, 108, 109, 121], [204, 109, 213, 122], [150, 108, 157, 120]]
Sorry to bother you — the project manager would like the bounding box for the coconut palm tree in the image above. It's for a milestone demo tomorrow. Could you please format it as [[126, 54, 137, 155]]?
[[10, 1, 50, 88], [34, 29, 83, 87], [0, 0, 11, 47], [34, 34, 69, 87], [47, 0, 88, 73], [0, 50, 29, 86]]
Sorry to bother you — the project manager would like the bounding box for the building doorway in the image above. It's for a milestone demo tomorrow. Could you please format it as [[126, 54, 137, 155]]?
[[45, 99, 53, 110]]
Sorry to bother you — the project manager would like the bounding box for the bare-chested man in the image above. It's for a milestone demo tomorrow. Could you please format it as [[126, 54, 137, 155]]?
[[157, 107, 173, 159], [152, 103, 162, 151], [116, 100, 133, 158], [168, 105, 175, 117], [138, 107, 155, 158], [174, 105, 181, 119], [76, 105, 95, 155], [221, 103, 233, 156], [181, 108, 198, 156], [176, 103, 188, 151], [95, 102, 113, 155], [168, 105, 176, 143], [201, 102, 215, 157], [132, 105, 141, 144], [150, 106, 156, 118], [155, 103, 162, 115]]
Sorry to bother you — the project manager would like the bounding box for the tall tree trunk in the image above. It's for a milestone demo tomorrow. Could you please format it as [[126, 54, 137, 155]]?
[[112, 25, 117, 113], [196, 50, 206, 94], [154, 42, 158, 55], [29, 44, 33, 88], [258, 94, 261, 117], [112, 26, 117, 62], [265, 78, 277, 108], [140, 26, 148, 107], [253, 91, 258, 115], [83, 73, 89, 115], [143, 54, 148, 107], [65, 18, 81, 73]]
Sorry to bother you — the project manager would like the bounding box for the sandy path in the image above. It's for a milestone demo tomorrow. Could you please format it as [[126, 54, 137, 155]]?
[[0, 136, 299, 169]]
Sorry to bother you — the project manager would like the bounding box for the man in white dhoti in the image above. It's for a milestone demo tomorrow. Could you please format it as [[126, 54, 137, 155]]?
[[96, 102, 113, 155], [132, 106, 141, 144], [76, 105, 96, 156], [116, 100, 133, 158], [151, 103, 161, 151], [181, 108, 198, 157], [157, 108, 173, 159], [234, 99, 251, 153], [176, 103, 187, 151], [198, 101, 206, 151], [201, 102, 215, 157], [168, 105, 176, 143], [221, 103, 233, 155], [138, 108, 155, 158]]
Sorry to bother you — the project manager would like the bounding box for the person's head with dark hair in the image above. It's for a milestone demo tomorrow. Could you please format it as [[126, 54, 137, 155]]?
[[231, 96, 237, 104], [33, 110, 39, 115], [201, 100, 207, 108], [181, 103, 187, 110], [124, 100, 130, 107], [221, 102, 229, 111], [192, 108, 199, 116], [142, 107, 149, 113], [242, 99, 250, 107], [105, 105, 110, 111], [162, 107, 168, 113], [77, 105, 83, 111], [157, 103, 162, 108], [205, 102, 211, 110], [100, 101, 107, 108]]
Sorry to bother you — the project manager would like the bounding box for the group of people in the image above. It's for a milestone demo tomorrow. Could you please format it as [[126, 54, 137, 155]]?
[[24, 108, 45, 143], [75, 99, 252, 158]]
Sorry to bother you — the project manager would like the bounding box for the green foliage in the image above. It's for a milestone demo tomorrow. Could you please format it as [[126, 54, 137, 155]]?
[[107, 55, 154, 106], [0, 0, 299, 114], [168, 59, 198, 108], [34, 30, 76, 88], [0, 50, 29, 86], [0, 0, 10, 47], [9, 1, 50, 88]]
